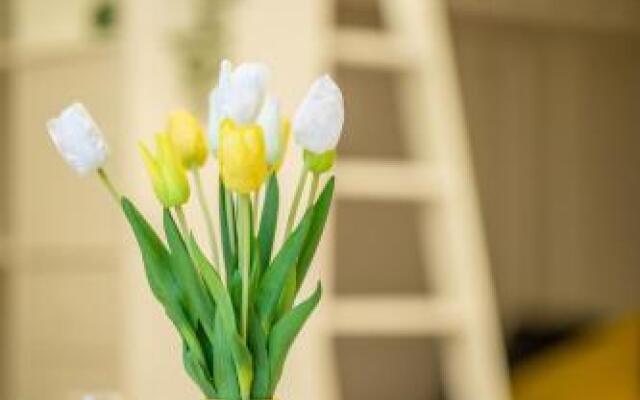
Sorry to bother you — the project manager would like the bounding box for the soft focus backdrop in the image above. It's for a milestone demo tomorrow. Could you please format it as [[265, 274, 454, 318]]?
[[1, 1, 639, 400]]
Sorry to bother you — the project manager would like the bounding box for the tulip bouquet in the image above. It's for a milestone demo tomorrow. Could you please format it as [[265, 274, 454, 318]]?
[[46, 60, 344, 400]]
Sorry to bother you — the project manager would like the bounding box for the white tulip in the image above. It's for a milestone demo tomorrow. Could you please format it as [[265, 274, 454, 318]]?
[[257, 96, 285, 166], [293, 75, 344, 154], [208, 59, 269, 154], [47, 103, 109, 175]]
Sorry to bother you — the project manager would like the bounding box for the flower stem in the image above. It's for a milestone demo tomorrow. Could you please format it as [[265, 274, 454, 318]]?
[[191, 168, 220, 267], [224, 188, 236, 255], [284, 167, 309, 238], [306, 172, 320, 209], [175, 205, 190, 239], [238, 194, 251, 341], [252, 188, 261, 231], [96, 168, 120, 203]]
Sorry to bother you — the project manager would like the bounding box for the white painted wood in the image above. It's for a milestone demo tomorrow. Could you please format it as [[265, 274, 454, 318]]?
[[333, 28, 420, 69], [336, 160, 444, 201], [0, 40, 118, 70], [380, 1, 511, 399], [333, 297, 462, 335], [325, 0, 511, 399]]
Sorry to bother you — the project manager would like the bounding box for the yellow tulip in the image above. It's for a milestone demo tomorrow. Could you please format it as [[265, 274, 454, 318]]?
[[139, 133, 190, 207], [167, 110, 208, 169], [271, 118, 290, 172], [218, 119, 268, 194]]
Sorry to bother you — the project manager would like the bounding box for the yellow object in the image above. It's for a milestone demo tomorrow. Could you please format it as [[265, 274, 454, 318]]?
[[167, 110, 208, 169], [271, 118, 290, 172], [512, 315, 640, 400], [218, 119, 268, 194], [303, 149, 336, 174], [139, 133, 190, 207]]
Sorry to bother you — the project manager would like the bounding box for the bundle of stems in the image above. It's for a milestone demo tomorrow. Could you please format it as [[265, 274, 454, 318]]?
[[122, 170, 333, 400], [46, 59, 344, 400]]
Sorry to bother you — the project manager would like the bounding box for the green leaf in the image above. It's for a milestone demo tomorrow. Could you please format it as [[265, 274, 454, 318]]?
[[249, 306, 270, 399], [121, 198, 209, 385], [296, 177, 335, 292], [163, 209, 217, 342], [268, 282, 322, 394], [121, 197, 180, 307], [189, 237, 253, 400], [196, 321, 214, 375], [258, 174, 279, 271], [213, 311, 241, 399], [249, 232, 263, 304], [183, 340, 217, 398], [277, 178, 334, 320], [255, 208, 314, 331], [220, 180, 238, 285]]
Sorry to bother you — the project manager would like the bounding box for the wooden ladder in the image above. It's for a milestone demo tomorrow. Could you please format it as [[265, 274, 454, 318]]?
[[304, 1, 512, 399]]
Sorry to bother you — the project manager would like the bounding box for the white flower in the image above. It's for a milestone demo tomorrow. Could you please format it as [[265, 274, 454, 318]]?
[[208, 59, 269, 154], [47, 103, 109, 175], [293, 75, 344, 154], [257, 96, 285, 166]]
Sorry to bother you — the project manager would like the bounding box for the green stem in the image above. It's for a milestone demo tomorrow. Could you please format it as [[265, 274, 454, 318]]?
[[252, 189, 261, 231], [192, 168, 220, 267], [175, 206, 190, 239], [96, 168, 120, 202], [224, 188, 236, 255], [306, 172, 320, 209], [238, 194, 251, 341], [284, 167, 309, 238]]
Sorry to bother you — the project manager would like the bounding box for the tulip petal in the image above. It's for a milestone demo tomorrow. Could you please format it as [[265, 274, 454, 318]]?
[[257, 96, 282, 165], [208, 87, 224, 155], [47, 103, 109, 175], [226, 62, 269, 124], [293, 75, 344, 154]]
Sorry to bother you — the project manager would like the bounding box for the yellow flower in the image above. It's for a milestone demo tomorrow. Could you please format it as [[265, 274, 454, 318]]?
[[218, 119, 268, 194], [272, 118, 290, 172], [167, 110, 208, 169], [139, 133, 190, 207]]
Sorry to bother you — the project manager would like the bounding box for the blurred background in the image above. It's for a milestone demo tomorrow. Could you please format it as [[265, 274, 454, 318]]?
[[0, 0, 639, 399]]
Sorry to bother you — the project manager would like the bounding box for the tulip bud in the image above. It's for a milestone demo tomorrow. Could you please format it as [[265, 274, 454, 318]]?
[[293, 75, 345, 154], [47, 103, 109, 175], [257, 96, 290, 169], [167, 110, 208, 169], [208, 59, 269, 155], [218, 119, 268, 194], [304, 149, 336, 174], [139, 133, 190, 207]]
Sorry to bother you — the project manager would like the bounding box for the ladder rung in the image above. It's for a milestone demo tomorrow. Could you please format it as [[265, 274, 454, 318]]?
[[336, 159, 444, 201], [334, 28, 419, 69], [332, 296, 462, 336]]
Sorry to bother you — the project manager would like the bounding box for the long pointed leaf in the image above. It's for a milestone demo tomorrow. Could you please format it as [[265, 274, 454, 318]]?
[[121, 198, 209, 382], [189, 237, 253, 400], [249, 307, 270, 398], [183, 341, 217, 398], [255, 208, 314, 331], [121, 198, 180, 306], [213, 311, 241, 399], [220, 180, 238, 285], [164, 210, 217, 342], [268, 282, 322, 394], [296, 177, 334, 292], [258, 174, 279, 270]]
